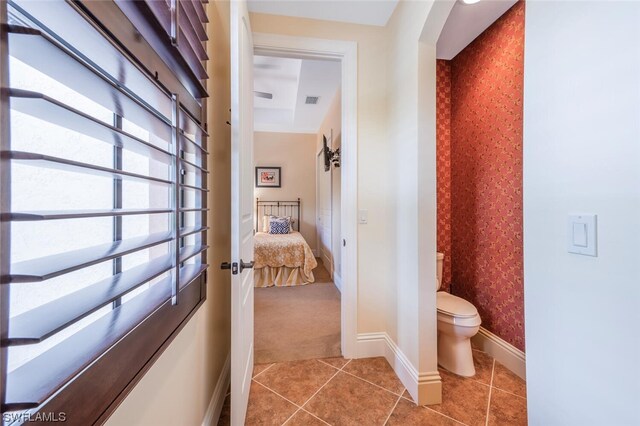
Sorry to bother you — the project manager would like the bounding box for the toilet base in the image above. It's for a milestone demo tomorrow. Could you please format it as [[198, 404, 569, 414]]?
[[438, 331, 476, 377]]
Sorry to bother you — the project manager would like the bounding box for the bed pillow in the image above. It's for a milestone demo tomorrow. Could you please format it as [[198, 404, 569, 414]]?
[[262, 215, 271, 232], [269, 216, 291, 234]]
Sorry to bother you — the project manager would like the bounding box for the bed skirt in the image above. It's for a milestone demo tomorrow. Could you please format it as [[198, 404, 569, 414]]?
[[254, 265, 315, 287]]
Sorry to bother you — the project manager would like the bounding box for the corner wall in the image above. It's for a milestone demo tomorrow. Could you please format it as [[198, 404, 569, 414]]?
[[523, 1, 640, 423], [104, 1, 232, 424], [436, 2, 525, 351]]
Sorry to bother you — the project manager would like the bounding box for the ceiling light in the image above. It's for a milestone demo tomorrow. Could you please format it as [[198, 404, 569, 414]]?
[[461, 0, 481, 4]]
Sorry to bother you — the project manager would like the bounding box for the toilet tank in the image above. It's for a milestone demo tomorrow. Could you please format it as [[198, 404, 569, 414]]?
[[437, 252, 444, 290]]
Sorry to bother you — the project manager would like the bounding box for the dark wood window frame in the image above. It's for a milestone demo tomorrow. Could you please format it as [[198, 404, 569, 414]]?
[[0, 0, 210, 423]]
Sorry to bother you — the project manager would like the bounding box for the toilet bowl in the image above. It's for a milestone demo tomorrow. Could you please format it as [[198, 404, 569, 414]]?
[[436, 253, 481, 377]]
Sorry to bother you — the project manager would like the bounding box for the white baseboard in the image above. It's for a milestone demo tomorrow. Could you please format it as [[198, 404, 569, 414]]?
[[202, 353, 231, 426], [356, 333, 442, 405], [471, 327, 526, 380], [333, 272, 342, 293]]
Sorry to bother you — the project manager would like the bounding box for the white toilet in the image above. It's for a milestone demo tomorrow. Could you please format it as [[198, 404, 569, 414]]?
[[436, 252, 481, 377]]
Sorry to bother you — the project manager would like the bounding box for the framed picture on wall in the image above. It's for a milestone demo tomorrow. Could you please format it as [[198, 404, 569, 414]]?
[[255, 166, 281, 188]]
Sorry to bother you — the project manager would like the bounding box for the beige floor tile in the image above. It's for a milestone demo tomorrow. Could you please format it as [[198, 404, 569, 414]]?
[[245, 381, 298, 426], [253, 363, 273, 378], [318, 357, 351, 369], [492, 362, 526, 398], [388, 398, 462, 425], [470, 350, 494, 385], [304, 372, 398, 425], [253, 359, 337, 406], [342, 357, 404, 394], [429, 369, 490, 426], [488, 388, 528, 425], [284, 409, 327, 426]]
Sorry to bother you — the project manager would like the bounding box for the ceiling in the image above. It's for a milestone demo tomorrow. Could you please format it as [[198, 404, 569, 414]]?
[[254, 55, 341, 133], [437, 0, 518, 60], [247, 0, 399, 26]]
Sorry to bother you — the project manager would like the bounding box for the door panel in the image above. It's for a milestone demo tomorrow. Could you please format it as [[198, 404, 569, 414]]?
[[230, 1, 254, 424]]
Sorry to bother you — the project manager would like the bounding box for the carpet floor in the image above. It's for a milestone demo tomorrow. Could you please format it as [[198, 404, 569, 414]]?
[[254, 259, 341, 364]]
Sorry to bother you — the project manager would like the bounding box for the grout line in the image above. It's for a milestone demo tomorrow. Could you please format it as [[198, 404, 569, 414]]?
[[422, 406, 468, 426], [398, 386, 467, 426], [490, 385, 527, 400], [253, 380, 304, 412], [281, 408, 301, 426], [339, 369, 404, 398], [485, 359, 496, 426], [300, 368, 342, 409], [300, 408, 332, 426], [252, 363, 275, 380], [317, 358, 347, 370], [382, 393, 403, 426]]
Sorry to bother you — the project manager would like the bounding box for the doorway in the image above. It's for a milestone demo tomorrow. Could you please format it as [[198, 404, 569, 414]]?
[[252, 33, 358, 359], [252, 53, 342, 363]]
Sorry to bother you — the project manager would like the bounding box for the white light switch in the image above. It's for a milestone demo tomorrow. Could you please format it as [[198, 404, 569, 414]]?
[[359, 209, 368, 224], [572, 223, 588, 247], [568, 214, 597, 256]]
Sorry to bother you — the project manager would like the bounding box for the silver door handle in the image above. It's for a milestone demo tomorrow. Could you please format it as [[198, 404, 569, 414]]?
[[239, 259, 254, 273]]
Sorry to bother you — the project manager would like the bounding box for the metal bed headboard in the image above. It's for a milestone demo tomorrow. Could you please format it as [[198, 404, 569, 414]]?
[[256, 198, 301, 232]]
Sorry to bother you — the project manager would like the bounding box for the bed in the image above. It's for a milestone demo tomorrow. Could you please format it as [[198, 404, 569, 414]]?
[[254, 198, 318, 287]]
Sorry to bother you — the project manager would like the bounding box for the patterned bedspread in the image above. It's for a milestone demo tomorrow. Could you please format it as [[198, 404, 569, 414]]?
[[254, 231, 317, 277]]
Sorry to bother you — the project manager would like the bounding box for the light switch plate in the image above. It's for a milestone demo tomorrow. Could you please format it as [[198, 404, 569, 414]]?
[[358, 209, 368, 224], [567, 214, 597, 256]]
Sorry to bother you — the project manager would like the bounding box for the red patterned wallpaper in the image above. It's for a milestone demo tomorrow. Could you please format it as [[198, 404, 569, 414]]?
[[436, 59, 452, 292], [437, 2, 525, 351]]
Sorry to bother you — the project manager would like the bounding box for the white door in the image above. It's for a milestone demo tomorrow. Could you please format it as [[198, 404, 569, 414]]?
[[230, 1, 254, 425], [316, 151, 332, 273]]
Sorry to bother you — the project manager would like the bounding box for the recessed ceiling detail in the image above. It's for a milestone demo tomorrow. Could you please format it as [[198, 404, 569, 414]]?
[[254, 55, 340, 134]]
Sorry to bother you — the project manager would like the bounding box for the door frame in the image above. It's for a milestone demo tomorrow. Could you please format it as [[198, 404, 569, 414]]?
[[253, 33, 358, 358]]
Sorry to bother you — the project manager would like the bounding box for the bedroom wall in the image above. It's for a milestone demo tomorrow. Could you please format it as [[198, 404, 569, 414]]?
[[436, 2, 525, 351], [105, 1, 232, 424], [254, 131, 318, 249], [317, 90, 342, 281]]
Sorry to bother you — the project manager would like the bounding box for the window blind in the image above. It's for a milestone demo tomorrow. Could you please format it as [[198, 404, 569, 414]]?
[[1, 0, 209, 419]]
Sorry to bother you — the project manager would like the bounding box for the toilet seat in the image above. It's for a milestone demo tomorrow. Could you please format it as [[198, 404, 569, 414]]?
[[437, 292, 481, 327]]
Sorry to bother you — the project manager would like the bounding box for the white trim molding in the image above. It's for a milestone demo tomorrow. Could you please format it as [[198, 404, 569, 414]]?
[[333, 272, 342, 293], [471, 327, 526, 380], [356, 333, 442, 405], [202, 353, 231, 426], [254, 32, 358, 360]]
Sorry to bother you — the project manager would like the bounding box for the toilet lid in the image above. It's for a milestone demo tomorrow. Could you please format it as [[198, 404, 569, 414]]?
[[437, 292, 478, 318]]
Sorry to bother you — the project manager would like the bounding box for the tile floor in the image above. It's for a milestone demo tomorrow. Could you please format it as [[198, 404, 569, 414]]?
[[218, 348, 527, 425]]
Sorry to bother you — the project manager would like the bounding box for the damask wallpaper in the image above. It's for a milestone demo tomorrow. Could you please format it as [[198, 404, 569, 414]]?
[[437, 1, 525, 351]]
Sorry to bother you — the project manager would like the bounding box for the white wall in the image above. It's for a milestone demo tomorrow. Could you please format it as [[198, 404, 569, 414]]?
[[523, 2, 640, 425], [254, 132, 317, 247], [385, 0, 454, 404]]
